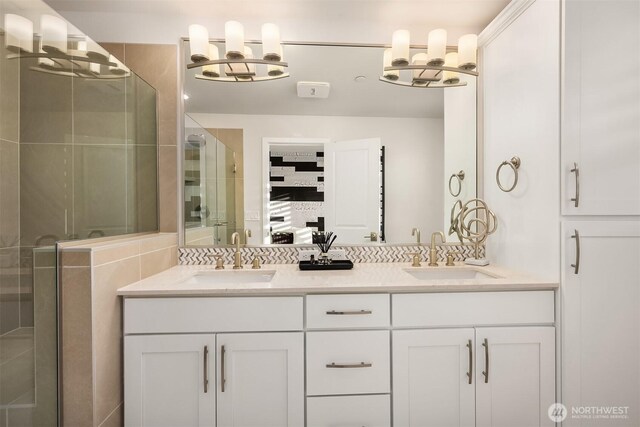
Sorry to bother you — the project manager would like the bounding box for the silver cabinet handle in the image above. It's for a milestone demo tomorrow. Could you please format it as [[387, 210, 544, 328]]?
[[482, 338, 489, 383], [466, 339, 473, 385], [220, 345, 226, 392], [204, 345, 209, 393], [326, 310, 372, 315], [326, 362, 372, 368], [571, 229, 580, 275], [571, 163, 580, 207]]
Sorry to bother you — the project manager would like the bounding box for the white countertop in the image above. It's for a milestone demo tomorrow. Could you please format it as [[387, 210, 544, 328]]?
[[117, 262, 558, 297]]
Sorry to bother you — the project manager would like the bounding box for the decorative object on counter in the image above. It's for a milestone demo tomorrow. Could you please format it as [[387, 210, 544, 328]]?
[[179, 243, 483, 265], [448, 170, 465, 197], [451, 199, 497, 266], [186, 22, 289, 82], [300, 231, 352, 270], [496, 156, 521, 192], [380, 29, 478, 88]]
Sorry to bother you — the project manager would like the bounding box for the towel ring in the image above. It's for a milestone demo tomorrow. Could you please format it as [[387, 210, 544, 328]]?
[[496, 156, 521, 192], [448, 170, 465, 197]]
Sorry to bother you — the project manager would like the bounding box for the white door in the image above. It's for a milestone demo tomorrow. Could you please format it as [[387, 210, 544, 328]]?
[[475, 327, 555, 427], [393, 328, 475, 427], [562, 0, 640, 215], [324, 138, 381, 243], [216, 332, 304, 427], [124, 334, 215, 427], [562, 221, 640, 427]]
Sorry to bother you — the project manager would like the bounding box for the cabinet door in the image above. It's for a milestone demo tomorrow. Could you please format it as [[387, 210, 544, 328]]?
[[124, 334, 215, 427], [475, 327, 555, 427], [216, 332, 304, 427], [393, 329, 475, 427], [562, 0, 640, 215], [562, 221, 640, 426]]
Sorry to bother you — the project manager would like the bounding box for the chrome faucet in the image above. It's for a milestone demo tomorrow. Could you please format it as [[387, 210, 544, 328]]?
[[244, 228, 252, 245], [412, 227, 421, 244], [429, 231, 446, 267], [231, 232, 243, 269]]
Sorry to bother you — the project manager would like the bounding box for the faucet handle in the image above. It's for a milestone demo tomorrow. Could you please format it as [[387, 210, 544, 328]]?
[[406, 252, 422, 268], [207, 253, 225, 269], [446, 251, 460, 267], [251, 255, 266, 270]]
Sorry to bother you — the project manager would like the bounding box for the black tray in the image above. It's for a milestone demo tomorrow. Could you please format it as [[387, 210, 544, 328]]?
[[298, 260, 354, 271]]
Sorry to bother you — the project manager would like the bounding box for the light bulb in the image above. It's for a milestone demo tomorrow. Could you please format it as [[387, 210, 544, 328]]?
[[458, 34, 478, 70], [4, 14, 33, 53], [382, 48, 399, 81], [391, 30, 410, 66], [225, 21, 245, 59], [427, 28, 447, 66], [188, 24, 210, 62], [262, 23, 281, 61], [443, 52, 460, 85], [203, 44, 220, 78], [41, 14, 68, 54]]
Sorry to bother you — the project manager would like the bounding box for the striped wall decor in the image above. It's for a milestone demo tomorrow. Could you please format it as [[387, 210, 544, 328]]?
[[179, 244, 485, 265]]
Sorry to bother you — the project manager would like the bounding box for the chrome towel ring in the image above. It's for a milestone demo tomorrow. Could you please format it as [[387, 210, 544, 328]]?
[[448, 170, 465, 197], [496, 156, 521, 192]]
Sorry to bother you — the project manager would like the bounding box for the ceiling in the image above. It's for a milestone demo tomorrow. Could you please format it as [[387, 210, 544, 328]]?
[[43, 0, 510, 45]]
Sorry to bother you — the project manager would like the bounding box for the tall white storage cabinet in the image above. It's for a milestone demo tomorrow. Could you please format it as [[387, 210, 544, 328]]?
[[562, 0, 640, 215], [562, 222, 640, 426], [560, 0, 640, 425]]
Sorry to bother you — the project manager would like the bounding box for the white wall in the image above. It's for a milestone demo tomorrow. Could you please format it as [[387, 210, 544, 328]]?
[[189, 113, 444, 244], [481, 0, 560, 281], [444, 74, 477, 233]]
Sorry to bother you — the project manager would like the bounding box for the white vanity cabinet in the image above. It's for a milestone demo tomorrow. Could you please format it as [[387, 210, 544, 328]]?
[[392, 292, 556, 427], [124, 334, 216, 427], [123, 297, 304, 427]]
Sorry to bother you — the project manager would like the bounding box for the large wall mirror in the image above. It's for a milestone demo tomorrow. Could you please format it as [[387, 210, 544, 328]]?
[[181, 40, 477, 246]]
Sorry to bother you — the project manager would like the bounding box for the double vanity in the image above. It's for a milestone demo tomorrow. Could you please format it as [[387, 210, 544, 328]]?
[[119, 262, 557, 427]]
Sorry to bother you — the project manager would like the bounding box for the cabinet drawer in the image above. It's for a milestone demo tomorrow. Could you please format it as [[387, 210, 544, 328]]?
[[124, 297, 303, 334], [307, 395, 390, 427], [393, 291, 554, 327], [306, 294, 390, 329], [306, 330, 390, 395]]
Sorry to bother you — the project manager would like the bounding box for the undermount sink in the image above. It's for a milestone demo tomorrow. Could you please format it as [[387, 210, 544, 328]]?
[[183, 270, 276, 286], [404, 268, 500, 281]]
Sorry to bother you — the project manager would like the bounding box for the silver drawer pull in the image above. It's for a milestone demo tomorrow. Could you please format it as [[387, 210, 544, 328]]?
[[326, 310, 372, 315], [326, 362, 372, 368]]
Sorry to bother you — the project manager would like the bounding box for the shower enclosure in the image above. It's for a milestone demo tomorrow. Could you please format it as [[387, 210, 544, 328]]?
[[0, 1, 158, 425]]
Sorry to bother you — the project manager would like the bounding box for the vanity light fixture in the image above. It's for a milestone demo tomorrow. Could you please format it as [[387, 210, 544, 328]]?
[[4, 13, 125, 79], [186, 21, 289, 82], [380, 29, 479, 88]]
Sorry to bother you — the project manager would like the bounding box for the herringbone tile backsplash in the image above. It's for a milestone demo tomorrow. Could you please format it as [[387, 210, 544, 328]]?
[[179, 244, 485, 265]]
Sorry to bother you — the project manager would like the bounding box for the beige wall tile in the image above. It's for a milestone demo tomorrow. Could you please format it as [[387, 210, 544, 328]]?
[[122, 44, 177, 147], [0, 140, 19, 248], [33, 267, 58, 426], [140, 246, 177, 279], [0, 36, 20, 144], [0, 246, 20, 334], [92, 241, 140, 267], [60, 249, 91, 267], [60, 266, 93, 427], [33, 248, 56, 268], [139, 233, 177, 254], [98, 403, 122, 427], [93, 257, 140, 424], [159, 145, 178, 232]]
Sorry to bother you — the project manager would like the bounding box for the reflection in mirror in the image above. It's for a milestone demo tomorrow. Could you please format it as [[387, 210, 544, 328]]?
[[182, 41, 476, 246]]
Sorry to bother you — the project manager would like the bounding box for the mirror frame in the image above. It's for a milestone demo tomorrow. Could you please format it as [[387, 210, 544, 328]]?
[[177, 38, 481, 247]]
